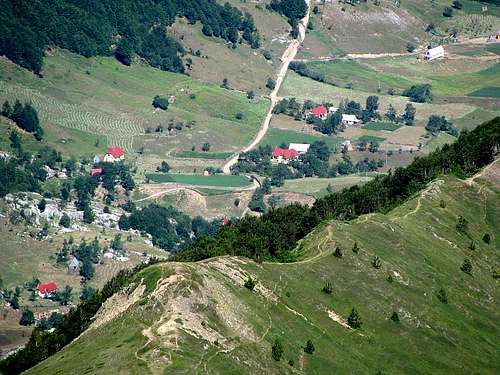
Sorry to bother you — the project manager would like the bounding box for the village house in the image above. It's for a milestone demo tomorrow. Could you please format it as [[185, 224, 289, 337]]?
[[309, 105, 328, 120], [341, 140, 355, 153], [289, 143, 310, 155], [424, 46, 444, 61], [328, 106, 338, 114], [342, 114, 361, 126], [272, 147, 299, 164], [90, 167, 102, 176], [37, 281, 58, 298], [103, 146, 125, 163]]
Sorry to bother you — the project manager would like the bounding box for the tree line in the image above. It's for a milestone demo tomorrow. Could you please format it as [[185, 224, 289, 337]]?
[[0, 0, 262, 75], [2, 100, 43, 140]]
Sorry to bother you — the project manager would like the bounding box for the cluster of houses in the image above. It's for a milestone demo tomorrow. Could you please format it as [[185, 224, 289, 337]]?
[[308, 105, 361, 126], [272, 143, 310, 163], [91, 146, 125, 175]]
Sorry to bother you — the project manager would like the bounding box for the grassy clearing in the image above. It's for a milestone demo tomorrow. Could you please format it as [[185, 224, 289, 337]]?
[[172, 151, 233, 160], [467, 86, 500, 98], [277, 175, 374, 197], [146, 173, 250, 188], [421, 132, 458, 153], [261, 128, 341, 151], [363, 122, 402, 132], [28, 167, 500, 374]]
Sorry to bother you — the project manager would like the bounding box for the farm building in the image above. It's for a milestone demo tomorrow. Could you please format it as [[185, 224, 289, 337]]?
[[272, 147, 299, 163], [93, 154, 104, 164], [289, 143, 310, 154], [309, 105, 328, 120], [103, 146, 125, 163], [341, 140, 355, 153], [424, 46, 444, 61], [37, 282, 58, 298], [69, 257, 79, 271], [90, 168, 103, 176], [328, 106, 338, 114], [342, 114, 361, 126]]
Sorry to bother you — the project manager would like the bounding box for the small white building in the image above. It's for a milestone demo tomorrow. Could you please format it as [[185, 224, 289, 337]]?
[[424, 46, 444, 61], [289, 143, 310, 155], [328, 106, 338, 114], [341, 140, 354, 152], [342, 114, 361, 126]]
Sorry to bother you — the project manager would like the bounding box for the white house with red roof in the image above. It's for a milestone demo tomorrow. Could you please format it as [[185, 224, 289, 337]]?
[[103, 146, 125, 163], [37, 282, 58, 298], [309, 105, 328, 120], [272, 147, 299, 164]]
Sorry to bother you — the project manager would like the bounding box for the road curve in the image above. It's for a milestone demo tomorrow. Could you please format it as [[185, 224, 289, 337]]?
[[222, 0, 312, 174]]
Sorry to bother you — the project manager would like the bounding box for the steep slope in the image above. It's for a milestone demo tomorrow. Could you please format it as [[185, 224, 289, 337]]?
[[25, 161, 499, 374]]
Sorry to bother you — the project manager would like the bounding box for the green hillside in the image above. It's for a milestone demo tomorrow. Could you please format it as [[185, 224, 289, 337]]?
[[24, 161, 499, 374]]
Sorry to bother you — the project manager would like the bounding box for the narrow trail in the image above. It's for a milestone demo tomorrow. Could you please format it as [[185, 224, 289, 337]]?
[[464, 158, 499, 186], [222, 0, 312, 174]]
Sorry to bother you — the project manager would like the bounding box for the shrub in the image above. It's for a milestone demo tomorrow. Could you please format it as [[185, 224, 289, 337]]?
[[59, 213, 71, 228], [406, 43, 416, 52], [443, 6, 453, 17], [322, 281, 333, 294], [333, 246, 343, 258], [456, 215, 468, 234], [271, 338, 283, 361], [347, 308, 362, 329], [387, 274, 394, 283], [436, 288, 448, 304], [482, 233, 491, 244], [352, 241, 359, 254], [390, 312, 400, 322], [263, 51, 272, 60], [460, 259, 472, 275], [201, 142, 211, 152], [266, 77, 276, 90], [152, 96, 169, 110], [244, 276, 256, 290], [19, 309, 35, 326], [452, 0, 463, 9], [235, 112, 244, 120], [372, 256, 382, 269], [37, 198, 46, 212], [402, 84, 432, 103], [304, 340, 315, 354]]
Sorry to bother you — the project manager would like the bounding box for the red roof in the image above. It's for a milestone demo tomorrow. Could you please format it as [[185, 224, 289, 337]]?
[[222, 217, 231, 226], [106, 146, 125, 159], [311, 105, 328, 117], [37, 282, 57, 294], [90, 168, 103, 176], [272, 147, 299, 159]]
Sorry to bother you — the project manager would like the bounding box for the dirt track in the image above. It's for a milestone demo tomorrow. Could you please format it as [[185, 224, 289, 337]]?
[[222, 0, 312, 174]]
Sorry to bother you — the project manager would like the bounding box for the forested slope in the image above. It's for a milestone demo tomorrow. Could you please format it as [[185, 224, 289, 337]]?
[[0, 0, 261, 74]]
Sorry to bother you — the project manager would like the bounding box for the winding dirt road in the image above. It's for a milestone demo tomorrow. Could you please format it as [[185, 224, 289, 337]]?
[[222, 0, 312, 174]]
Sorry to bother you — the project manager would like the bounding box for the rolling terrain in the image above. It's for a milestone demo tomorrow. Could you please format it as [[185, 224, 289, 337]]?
[[23, 160, 500, 374]]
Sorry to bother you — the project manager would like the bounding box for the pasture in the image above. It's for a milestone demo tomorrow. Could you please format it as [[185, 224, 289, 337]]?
[[146, 173, 251, 188], [468, 86, 500, 98], [363, 122, 402, 132], [172, 151, 233, 160], [277, 175, 374, 197]]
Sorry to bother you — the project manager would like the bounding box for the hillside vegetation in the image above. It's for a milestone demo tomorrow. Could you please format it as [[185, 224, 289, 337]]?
[[20, 156, 500, 374]]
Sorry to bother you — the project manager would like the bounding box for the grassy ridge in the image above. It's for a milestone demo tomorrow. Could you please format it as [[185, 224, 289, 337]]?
[[23, 163, 500, 374]]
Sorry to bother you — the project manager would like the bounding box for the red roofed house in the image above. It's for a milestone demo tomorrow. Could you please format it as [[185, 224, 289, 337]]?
[[309, 105, 328, 120], [272, 147, 299, 164], [90, 168, 103, 176], [38, 282, 58, 298], [103, 146, 125, 163]]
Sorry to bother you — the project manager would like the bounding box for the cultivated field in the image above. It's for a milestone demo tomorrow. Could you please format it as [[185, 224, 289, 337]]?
[[145, 173, 251, 188]]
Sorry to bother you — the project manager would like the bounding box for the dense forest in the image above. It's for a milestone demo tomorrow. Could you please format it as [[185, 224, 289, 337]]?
[[175, 117, 500, 262], [0, 0, 261, 74]]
